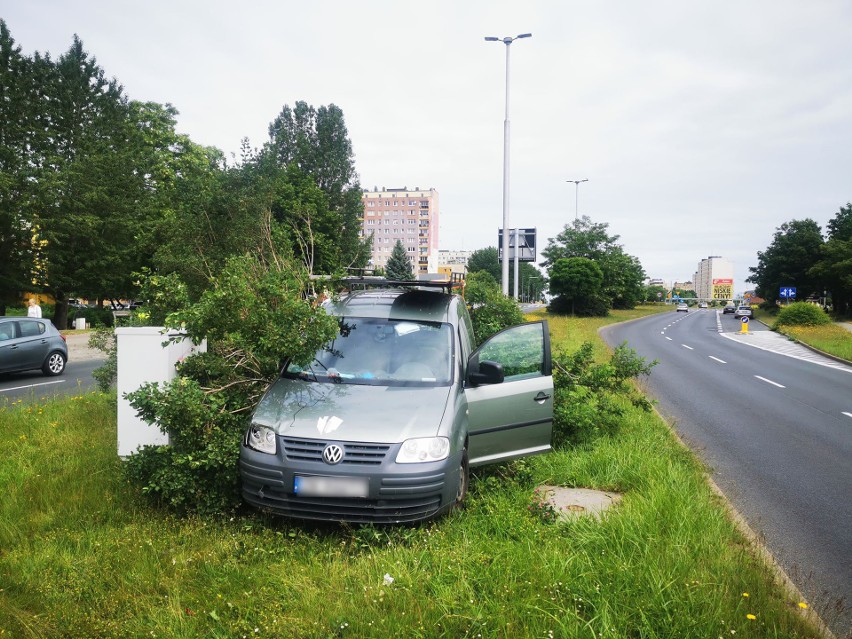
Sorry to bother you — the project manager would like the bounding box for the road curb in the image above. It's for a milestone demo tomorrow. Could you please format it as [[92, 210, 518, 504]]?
[[755, 319, 852, 367]]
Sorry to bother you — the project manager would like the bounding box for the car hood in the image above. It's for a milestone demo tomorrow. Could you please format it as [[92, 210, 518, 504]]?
[[252, 378, 452, 443]]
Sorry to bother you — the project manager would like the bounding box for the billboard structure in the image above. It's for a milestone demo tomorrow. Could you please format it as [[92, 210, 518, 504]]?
[[712, 278, 733, 300], [497, 228, 536, 262]]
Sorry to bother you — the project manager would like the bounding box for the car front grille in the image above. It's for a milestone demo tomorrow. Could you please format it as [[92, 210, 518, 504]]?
[[243, 489, 443, 524], [282, 438, 390, 465]]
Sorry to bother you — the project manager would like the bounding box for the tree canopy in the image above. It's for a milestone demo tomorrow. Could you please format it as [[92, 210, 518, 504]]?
[[541, 216, 645, 314], [747, 218, 825, 305], [385, 240, 414, 280]]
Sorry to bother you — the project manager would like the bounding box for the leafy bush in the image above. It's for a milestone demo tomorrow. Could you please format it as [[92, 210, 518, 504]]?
[[123, 252, 339, 516], [551, 341, 655, 446], [464, 271, 524, 346], [773, 301, 831, 328], [89, 327, 117, 391]]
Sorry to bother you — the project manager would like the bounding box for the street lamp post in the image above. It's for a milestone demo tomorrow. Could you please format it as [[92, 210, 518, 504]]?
[[566, 178, 588, 221], [485, 32, 531, 298], [528, 276, 539, 303]]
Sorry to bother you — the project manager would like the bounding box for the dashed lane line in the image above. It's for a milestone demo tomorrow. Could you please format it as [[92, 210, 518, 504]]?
[[755, 375, 785, 388], [682, 344, 694, 350], [843, 412, 852, 419], [709, 356, 727, 364]]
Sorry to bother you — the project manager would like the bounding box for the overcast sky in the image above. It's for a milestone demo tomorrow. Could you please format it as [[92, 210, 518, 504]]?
[[4, 1, 851, 290]]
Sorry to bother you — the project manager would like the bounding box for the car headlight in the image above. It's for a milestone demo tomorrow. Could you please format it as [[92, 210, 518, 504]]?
[[395, 437, 450, 463], [246, 424, 277, 455]]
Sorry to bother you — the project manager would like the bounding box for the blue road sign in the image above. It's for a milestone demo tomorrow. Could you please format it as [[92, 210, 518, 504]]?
[[780, 287, 797, 299], [741, 316, 749, 323]]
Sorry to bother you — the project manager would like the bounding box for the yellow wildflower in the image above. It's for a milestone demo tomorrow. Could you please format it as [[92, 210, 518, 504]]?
[[746, 614, 756, 620], [798, 602, 808, 609], [742, 592, 749, 598]]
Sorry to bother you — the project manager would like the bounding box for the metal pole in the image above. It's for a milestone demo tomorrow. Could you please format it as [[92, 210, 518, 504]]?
[[567, 179, 588, 221], [502, 42, 511, 297], [513, 227, 520, 300], [487, 34, 531, 298]]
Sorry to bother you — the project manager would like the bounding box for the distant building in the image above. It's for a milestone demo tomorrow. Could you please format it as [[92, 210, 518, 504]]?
[[360, 187, 439, 275], [693, 256, 734, 300], [645, 278, 670, 290], [672, 281, 694, 292]]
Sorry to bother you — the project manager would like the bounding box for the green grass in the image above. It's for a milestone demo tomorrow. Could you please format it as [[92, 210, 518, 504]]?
[[0, 306, 824, 638], [773, 323, 852, 362]]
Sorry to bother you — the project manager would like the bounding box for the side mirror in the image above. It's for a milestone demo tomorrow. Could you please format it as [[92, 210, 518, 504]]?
[[468, 359, 504, 387]]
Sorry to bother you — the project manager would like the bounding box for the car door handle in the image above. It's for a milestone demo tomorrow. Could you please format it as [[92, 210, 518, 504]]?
[[533, 392, 551, 402]]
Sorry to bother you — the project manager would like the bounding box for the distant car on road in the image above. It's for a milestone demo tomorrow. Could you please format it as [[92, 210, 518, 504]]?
[[676, 303, 689, 312], [733, 306, 753, 319], [0, 316, 68, 376], [698, 302, 708, 309], [723, 303, 736, 314]]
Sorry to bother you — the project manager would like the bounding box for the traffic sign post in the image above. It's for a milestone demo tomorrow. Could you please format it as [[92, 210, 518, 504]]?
[[740, 316, 749, 334], [779, 287, 797, 305]]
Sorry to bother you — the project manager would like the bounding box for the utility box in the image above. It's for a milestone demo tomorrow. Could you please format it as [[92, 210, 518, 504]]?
[[74, 317, 86, 330], [115, 327, 206, 457]]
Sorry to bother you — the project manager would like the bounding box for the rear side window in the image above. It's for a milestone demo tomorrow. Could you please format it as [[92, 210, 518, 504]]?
[[18, 320, 46, 338], [0, 323, 14, 341]]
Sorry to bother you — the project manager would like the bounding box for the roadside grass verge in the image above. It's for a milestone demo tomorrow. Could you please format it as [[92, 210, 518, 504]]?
[[0, 306, 821, 638], [773, 323, 852, 362]]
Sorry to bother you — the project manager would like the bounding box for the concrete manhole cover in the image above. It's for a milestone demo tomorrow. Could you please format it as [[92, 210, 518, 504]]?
[[534, 485, 622, 521]]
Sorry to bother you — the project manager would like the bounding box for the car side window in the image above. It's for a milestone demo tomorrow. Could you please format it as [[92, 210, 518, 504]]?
[[476, 322, 547, 381], [0, 325, 13, 341], [18, 320, 45, 338]]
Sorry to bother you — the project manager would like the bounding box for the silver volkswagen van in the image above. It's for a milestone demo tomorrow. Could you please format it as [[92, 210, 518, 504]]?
[[239, 282, 552, 523]]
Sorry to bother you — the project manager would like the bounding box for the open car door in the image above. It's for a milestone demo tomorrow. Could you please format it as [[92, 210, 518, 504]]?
[[465, 320, 553, 466]]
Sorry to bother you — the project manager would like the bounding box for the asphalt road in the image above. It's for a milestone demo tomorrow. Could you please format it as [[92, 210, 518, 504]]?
[[602, 309, 852, 637], [0, 352, 105, 403]]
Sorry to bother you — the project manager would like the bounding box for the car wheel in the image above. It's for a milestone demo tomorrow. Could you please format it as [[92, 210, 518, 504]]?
[[43, 351, 66, 376], [450, 448, 469, 511]]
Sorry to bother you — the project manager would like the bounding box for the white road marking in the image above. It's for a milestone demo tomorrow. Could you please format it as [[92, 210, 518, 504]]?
[[665, 337, 673, 341], [843, 412, 852, 419], [0, 380, 66, 393], [754, 375, 785, 388], [721, 332, 852, 374], [682, 344, 694, 350], [709, 356, 727, 364]]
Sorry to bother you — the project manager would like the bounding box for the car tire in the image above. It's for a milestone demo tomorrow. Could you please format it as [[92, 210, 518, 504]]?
[[42, 351, 66, 376], [450, 448, 470, 511]]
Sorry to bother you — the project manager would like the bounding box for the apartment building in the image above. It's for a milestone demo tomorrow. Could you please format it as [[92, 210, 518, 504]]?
[[361, 187, 439, 275], [693, 256, 734, 300]]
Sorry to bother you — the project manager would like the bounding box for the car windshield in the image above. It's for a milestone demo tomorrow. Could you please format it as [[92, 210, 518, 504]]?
[[284, 317, 453, 387]]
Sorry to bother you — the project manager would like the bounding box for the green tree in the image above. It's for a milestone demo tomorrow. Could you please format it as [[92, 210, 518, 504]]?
[[548, 257, 604, 316], [463, 270, 524, 346], [263, 101, 371, 274], [467, 245, 545, 301], [541, 216, 646, 312], [0, 21, 36, 313], [644, 284, 668, 302], [125, 244, 339, 515], [810, 203, 852, 316], [385, 240, 414, 280], [25, 35, 133, 328], [467, 247, 501, 282], [747, 219, 825, 305]]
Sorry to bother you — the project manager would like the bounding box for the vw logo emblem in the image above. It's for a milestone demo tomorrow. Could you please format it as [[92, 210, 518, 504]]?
[[322, 444, 344, 465]]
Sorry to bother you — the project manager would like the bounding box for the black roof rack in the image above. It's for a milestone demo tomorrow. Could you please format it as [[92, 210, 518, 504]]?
[[310, 272, 464, 294]]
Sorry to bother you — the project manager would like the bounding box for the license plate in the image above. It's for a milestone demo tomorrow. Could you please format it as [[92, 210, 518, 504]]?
[[294, 475, 369, 498]]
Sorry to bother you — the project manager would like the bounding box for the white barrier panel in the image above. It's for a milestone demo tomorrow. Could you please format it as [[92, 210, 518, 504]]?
[[115, 327, 207, 457], [74, 317, 86, 330]]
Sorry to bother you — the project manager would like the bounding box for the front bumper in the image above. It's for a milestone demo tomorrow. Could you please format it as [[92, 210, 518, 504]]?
[[240, 436, 463, 524]]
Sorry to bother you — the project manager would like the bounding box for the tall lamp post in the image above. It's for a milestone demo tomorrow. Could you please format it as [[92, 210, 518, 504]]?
[[485, 32, 532, 298], [566, 178, 588, 221], [528, 276, 540, 303]]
